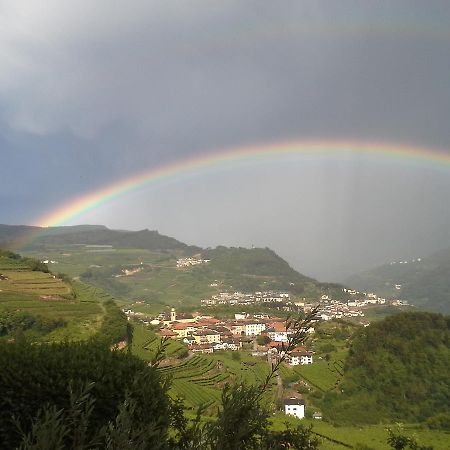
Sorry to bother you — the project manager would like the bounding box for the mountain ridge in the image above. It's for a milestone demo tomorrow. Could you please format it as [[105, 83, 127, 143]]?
[[345, 247, 450, 312]]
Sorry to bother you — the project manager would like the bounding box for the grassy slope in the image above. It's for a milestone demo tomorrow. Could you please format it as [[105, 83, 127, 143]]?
[[271, 415, 450, 450]]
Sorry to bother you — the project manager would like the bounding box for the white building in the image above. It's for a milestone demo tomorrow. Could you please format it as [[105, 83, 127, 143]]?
[[287, 351, 313, 366], [284, 398, 305, 419], [267, 330, 289, 342], [244, 322, 266, 336]]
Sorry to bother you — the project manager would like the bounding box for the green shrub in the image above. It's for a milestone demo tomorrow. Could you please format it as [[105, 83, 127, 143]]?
[[426, 412, 450, 430]]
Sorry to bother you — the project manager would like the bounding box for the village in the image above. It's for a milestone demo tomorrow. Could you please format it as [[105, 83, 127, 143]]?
[[123, 288, 406, 363], [123, 306, 315, 364]]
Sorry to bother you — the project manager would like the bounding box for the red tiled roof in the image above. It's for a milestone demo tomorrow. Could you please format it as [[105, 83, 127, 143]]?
[[158, 329, 177, 337]]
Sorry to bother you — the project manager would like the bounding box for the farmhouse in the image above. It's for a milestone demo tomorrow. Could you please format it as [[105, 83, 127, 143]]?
[[286, 351, 313, 366], [284, 398, 305, 419]]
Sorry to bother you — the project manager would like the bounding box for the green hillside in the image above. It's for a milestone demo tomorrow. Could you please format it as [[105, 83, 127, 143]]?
[[345, 248, 450, 312], [0, 222, 349, 306], [68, 246, 347, 306], [321, 312, 450, 426]]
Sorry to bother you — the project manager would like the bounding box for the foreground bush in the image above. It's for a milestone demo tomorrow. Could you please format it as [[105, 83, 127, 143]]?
[[0, 340, 169, 448]]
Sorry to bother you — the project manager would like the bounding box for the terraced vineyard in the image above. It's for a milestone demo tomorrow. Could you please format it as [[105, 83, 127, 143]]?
[[0, 253, 118, 341], [161, 353, 274, 408], [0, 270, 71, 297]]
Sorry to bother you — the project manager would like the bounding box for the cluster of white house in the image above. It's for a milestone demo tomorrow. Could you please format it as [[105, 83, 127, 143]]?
[[201, 290, 290, 306], [342, 289, 387, 305], [313, 292, 389, 321], [316, 298, 365, 321], [176, 258, 210, 268]]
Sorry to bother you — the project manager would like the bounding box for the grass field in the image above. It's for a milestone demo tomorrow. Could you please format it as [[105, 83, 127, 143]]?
[[271, 415, 450, 450], [279, 359, 341, 393], [131, 323, 187, 360], [22, 247, 172, 278]]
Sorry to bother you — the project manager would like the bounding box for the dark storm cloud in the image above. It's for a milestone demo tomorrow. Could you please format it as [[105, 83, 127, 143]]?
[[1, 1, 450, 279], [2, 1, 450, 149]]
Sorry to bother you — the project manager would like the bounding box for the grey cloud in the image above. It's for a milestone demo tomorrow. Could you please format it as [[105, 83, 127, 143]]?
[[1, 1, 450, 279]]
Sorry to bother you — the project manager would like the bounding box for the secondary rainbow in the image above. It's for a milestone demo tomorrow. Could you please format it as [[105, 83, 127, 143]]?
[[35, 138, 450, 228]]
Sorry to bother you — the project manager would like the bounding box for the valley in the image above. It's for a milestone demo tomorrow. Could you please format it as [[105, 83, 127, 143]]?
[[0, 226, 449, 449]]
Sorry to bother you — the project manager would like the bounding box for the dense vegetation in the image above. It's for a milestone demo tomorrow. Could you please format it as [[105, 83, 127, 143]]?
[[1, 248, 131, 343], [345, 248, 450, 313], [0, 341, 170, 449], [98, 299, 133, 345], [321, 312, 450, 426], [203, 246, 311, 279], [0, 310, 66, 338], [81, 265, 132, 296]]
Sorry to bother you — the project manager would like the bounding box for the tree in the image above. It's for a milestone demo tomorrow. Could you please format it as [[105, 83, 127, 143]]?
[[256, 335, 271, 345], [387, 427, 433, 450]]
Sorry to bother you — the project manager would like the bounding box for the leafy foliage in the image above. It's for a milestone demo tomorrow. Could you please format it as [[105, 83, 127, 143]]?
[[0, 308, 325, 450], [98, 300, 132, 345], [387, 427, 433, 450]]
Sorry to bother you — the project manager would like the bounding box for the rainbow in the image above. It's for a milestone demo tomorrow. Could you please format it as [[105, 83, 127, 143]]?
[[8, 138, 448, 249], [35, 139, 450, 229]]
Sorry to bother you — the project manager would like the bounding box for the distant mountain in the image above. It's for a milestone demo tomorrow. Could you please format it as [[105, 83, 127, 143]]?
[[345, 248, 450, 313], [201, 246, 345, 298], [0, 224, 200, 253]]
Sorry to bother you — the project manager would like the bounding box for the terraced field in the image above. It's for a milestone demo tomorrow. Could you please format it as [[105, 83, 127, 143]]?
[[131, 324, 275, 408]]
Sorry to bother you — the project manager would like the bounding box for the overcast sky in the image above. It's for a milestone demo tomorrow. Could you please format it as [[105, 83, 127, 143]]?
[[1, 1, 450, 281]]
